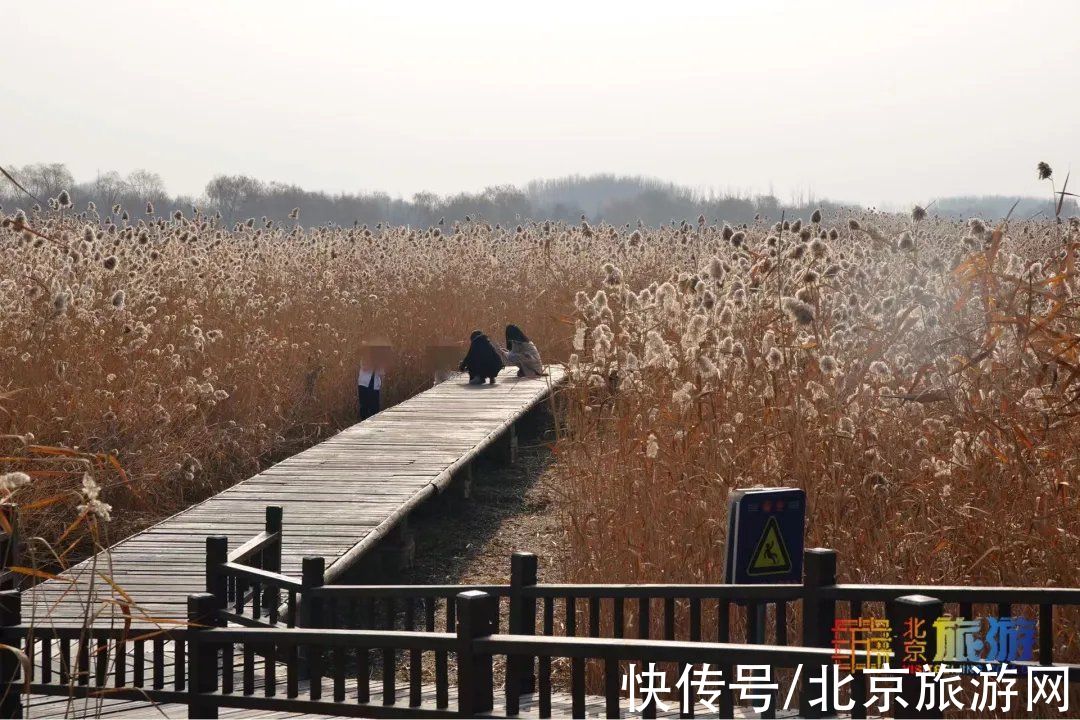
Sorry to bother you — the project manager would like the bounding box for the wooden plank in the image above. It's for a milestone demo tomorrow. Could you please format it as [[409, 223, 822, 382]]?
[[33, 367, 563, 630]]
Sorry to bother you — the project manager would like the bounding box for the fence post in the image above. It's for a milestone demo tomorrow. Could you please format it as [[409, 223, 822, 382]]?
[[299, 556, 325, 629], [297, 557, 325, 679], [887, 595, 942, 720], [188, 592, 222, 720], [0, 504, 20, 591], [0, 590, 22, 719], [509, 552, 538, 695], [801, 548, 837, 719], [205, 535, 229, 610], [264, 506, 283, 572], [263, 506, 283, 611], [457, 590, 496, 716]]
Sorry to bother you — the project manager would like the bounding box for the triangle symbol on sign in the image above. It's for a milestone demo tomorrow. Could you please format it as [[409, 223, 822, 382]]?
[[747, 516, 792, 575]]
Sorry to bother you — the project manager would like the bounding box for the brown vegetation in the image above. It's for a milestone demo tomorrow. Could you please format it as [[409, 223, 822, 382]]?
[[0, 207, 576, 550], [2, 183, 1078, 661], [554, 203, 1080, 661]]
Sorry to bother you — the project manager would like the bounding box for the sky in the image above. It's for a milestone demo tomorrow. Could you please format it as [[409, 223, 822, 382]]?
[[6, 0, 1079, 207]]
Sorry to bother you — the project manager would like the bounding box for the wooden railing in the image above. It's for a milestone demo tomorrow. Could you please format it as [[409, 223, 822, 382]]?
[[199, 520, 1080, 715], [5, 578, 1080, 718], [204, 506, 300, 627], [205, 516, 1080, 665], [302, 549, 1080, 658], [5, 587, 1076, 720], [0, 589, 869, 719]]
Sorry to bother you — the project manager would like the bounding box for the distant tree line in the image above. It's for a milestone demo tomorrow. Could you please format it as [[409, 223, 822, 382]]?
[[930, 195, 1074, 222], [1, 162, 1073, 227]]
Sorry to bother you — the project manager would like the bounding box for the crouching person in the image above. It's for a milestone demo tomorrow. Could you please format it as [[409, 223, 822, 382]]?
[[459, 330, 504, 384], [505, 324, 544, 377]]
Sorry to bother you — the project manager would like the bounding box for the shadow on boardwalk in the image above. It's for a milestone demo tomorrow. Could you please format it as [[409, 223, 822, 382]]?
[[403, 402, 568, 587]]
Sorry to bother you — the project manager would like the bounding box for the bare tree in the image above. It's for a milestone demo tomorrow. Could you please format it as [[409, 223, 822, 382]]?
[[14, 163, 74, 201], [205, 174, 265, 220], [125, 169, 166, 201], [91, 171, 127, 209]]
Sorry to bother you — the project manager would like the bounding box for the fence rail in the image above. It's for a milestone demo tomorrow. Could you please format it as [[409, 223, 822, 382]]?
[[6, 511, 1080, 718], [0, 589, 871, 719], [205, 514, 1080, 670], [205, 506, 296, 628], [7, 586, 1076, 720]]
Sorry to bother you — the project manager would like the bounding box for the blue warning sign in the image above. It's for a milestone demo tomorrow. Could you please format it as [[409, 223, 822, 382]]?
[[724, 487, 805, 584]]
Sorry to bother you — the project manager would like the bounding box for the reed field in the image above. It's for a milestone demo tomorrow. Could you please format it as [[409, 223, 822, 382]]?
[[1, 181, 1078, 648], [0, 205, 577, 556], [556, 207, 1080, 595]]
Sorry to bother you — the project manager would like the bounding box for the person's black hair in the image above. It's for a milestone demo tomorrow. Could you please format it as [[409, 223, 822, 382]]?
[[506, 324, 528, 346], [470, 330, 484, 341]]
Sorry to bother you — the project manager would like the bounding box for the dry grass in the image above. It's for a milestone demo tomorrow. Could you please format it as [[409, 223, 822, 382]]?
[[2, 192, 1079, 663], [0, 208, 581, 552], [553, 208, 1080, 664]]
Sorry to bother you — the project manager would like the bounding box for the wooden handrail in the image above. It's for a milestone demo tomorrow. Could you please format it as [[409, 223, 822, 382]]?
[[475, 633, 853, 665], [310, 584, 510, 598], [823, 584, 1080, 604], [521, 583, 803, 600], [220, 561, 303, 591], [308, 580, 1080, 606], [228, 530, 281, 564], [203, 625, 458, 651]]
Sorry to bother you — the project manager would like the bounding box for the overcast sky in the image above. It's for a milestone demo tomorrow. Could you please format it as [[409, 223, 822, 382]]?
[[6, 0, 1078, 206]]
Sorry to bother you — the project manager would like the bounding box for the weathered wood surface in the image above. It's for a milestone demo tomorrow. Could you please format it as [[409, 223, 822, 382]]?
[[26, 367, 564, 627]]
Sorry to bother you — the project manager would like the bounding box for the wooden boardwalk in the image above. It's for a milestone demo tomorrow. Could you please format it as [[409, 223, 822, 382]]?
[[25, 367, 564, 627]]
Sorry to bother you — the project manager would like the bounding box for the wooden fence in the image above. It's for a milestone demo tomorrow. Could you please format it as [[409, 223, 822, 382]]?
[[1, 588, 856, 719], [2, 506, 1080, 718], [211, 510, 1080, 660]]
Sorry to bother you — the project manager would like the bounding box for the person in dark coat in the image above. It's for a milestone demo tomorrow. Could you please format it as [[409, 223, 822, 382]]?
[[459, 330, 504, 384]]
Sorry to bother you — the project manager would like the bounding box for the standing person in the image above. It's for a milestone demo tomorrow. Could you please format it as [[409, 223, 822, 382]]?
[[357, 345, 386, 420], [505, 324, 544, 377], [459, 330, 504, 384]]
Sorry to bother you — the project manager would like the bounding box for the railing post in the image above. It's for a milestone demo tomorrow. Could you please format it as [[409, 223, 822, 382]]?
[[264, 505, 283, 573], [299, 556, 325, 629], [0, 590, 22, 719], [509, 552, 538, 695], [801, 548, 837, 719], [457, 590, 496, 716], [205, 535, 228, 610], [887, 595, 942, 720], [297, 557, 325, 679], [263, 506, 283, 611], [188, 592, 222, 720]]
